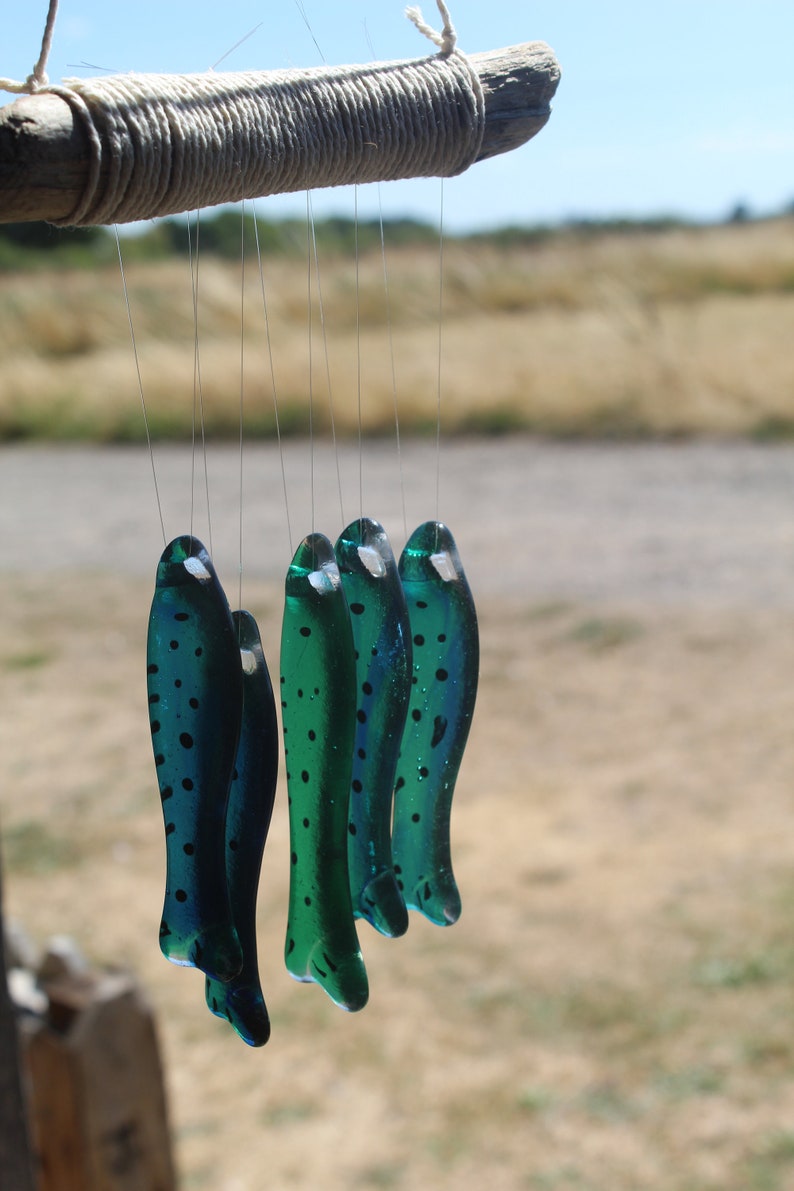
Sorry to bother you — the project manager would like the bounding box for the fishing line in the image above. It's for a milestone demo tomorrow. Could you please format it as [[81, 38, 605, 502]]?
[[376, 189, 408, 543], [293, 0, 326, 63], [187, 211, 213, 555], [362, 22, 408, 541], [354, 184, 363, 522], [114, 225, 166, 546], [434, 178, 446, 543], [294, 6, 346, 541], [307, 193, 346, 530], [306, 191, 315, 541], [238, 199, 247, 614], [211, 22, 264, 71], [252, 206, 294, 557]]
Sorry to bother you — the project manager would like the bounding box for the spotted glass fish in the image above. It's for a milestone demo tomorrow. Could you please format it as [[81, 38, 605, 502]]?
[[205, 610, 278, 1047], [147, 535, 243, 981], [391, 521, 479, 926], [280, 533, 368, 1012], [335, 517, 411, 938]]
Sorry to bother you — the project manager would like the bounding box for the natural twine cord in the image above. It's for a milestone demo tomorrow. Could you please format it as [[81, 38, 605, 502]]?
[[0, 0, 59, 94], [1, 0, 485, 227]]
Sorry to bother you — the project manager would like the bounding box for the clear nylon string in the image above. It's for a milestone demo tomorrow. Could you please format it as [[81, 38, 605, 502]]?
[[435, 179, 446, 533], [114, 226, 166, 546], [253, 205, 294, 557]]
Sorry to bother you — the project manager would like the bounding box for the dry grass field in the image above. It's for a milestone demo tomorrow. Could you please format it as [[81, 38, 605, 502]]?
[[0, 216, 793, 442], [1, 218, 794, 1189]]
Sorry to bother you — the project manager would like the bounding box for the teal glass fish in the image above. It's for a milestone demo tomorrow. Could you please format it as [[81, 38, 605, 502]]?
[[335, 518, 411, 938], [205, 610, 278, 1047], [391, 522, 479, 926], [147, 536, 243, 981], [280, 533, 368, 1012]]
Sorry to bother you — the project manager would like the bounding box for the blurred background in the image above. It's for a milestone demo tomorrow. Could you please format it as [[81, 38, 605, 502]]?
[[1, 3, 794, 1189]]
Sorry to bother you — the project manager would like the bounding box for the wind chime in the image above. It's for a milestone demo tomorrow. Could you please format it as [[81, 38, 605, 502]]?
[[0, 0, 559, 1046]]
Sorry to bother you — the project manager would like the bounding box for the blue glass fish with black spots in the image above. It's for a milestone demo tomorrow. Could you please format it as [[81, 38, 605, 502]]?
[[391, 522, 479, 926], [205, 609, 278, 1046], [281, 532, 368, 1012], [147, 535, 243, 981], [335, 517, 411, 938]]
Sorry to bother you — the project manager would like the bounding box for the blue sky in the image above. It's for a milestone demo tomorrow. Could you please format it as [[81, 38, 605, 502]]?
[[4, 0, 793, 231]]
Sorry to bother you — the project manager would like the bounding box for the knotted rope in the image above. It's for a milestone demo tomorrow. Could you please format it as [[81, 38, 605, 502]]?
[[0, 0, 58, 94], [1, 1, 485, 227]]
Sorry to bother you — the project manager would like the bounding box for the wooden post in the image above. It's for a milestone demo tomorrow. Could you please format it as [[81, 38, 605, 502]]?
[[0, 849, 37, 1191], [24, 968, 177, 1191]]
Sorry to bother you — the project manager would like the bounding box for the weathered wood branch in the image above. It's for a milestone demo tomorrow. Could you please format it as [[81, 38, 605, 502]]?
[[0, 42, 559, 226]]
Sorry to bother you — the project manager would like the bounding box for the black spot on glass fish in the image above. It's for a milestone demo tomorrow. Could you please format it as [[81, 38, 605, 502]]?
[[431, 715, 448, 748]]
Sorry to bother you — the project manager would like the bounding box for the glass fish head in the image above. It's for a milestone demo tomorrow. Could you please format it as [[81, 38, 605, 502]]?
[[335, 517, 394, 580], [285, 533, 342, 598], [399, 521, 463, 585], [155, 535, 214, 589]]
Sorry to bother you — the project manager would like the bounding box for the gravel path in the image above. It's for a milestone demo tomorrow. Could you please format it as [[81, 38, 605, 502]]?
[[2, 439, 793, 607]]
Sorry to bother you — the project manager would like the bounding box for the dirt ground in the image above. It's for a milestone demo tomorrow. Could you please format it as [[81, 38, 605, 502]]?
[[2, 439, 794, 1191]]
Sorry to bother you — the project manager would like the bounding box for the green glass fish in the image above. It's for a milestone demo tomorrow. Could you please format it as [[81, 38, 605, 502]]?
[[205, 610, 278, 1047], [281, 533, 368, 1012], [335, 518, 411, 938], [392, 522, 479, 926], [147, 535, 243, 981]]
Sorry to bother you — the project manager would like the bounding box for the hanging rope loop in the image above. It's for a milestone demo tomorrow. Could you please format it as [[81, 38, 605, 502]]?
[[0, 0, 58, 95], [405, 1, 458, 56]]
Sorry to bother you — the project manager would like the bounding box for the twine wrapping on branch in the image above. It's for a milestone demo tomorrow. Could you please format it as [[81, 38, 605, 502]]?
[[2, 1, 486, 226]]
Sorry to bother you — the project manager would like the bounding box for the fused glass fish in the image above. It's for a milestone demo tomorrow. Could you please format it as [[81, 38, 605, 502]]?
[[205, 609, 278, 1047], [392, 521, 479, 926], [280, 533, 368, 1011], [335, 517, 411, 938], [146, 535, 243, 981]]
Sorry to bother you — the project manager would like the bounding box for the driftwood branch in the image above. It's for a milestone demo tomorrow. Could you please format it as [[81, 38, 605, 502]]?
[[0, 42, 559, 226]]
